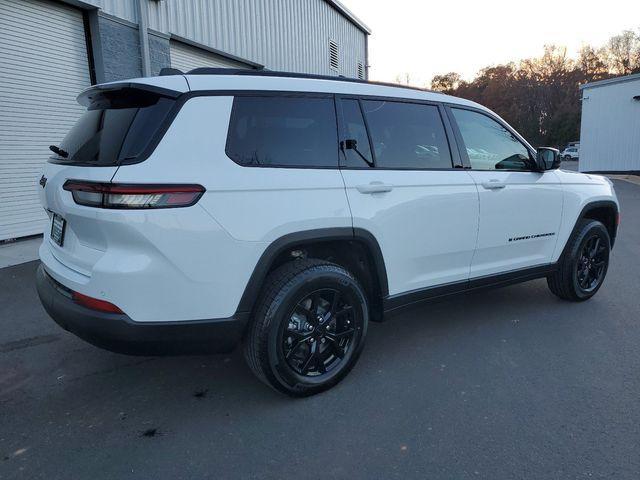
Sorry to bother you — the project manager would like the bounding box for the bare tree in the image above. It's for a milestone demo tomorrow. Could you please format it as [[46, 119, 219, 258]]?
[[577, 45, 609, 83], [604, 30, 640, 75], [394, 72, 412, 85]]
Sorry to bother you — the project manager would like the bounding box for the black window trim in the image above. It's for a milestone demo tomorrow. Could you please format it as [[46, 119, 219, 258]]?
[[335, 96, 377, 168], [69, 88, 533, 172], [444, 104, 539, 173], [335, 94, 459, 171]]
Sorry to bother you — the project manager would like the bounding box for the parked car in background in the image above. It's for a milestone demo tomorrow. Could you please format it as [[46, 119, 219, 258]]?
[[36, 70, 619, 397], [561, 146, 580, 160]]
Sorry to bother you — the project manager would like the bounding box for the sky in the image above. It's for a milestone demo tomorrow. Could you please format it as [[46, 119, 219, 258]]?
[[341, 0, 640, 88]]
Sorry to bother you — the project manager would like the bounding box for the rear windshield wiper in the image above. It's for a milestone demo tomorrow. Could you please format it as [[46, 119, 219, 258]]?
[[49, 145, 69, 158]]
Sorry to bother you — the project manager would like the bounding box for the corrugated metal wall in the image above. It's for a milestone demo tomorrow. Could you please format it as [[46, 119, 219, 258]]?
[[0, 0, 91, 240], [170, 40, 250, 71], [86, 0, 136, 22], [82, 0, 367, 78], [579, 77, 640, 172]]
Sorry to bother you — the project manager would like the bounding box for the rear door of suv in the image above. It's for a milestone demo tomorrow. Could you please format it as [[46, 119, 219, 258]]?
[[337, 96, 480, 299]]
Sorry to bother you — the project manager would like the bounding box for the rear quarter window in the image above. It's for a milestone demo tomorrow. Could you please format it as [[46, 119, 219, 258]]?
[[225, 96, 339, 168]]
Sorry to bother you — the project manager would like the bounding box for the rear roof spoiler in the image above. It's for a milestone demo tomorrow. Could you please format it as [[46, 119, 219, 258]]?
[[77, 80, 187, 107]]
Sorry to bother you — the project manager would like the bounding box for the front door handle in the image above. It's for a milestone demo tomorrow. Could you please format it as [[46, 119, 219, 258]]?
[[481, 179, 506, 190], [356, 182, 394, 194]]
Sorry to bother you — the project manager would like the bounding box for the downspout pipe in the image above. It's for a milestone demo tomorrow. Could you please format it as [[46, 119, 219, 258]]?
[[364, 34, 370, 80], [137, 0, 151, 76]]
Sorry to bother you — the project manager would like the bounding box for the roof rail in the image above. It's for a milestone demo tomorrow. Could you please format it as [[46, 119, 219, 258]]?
[[184, 68, 433, 93], [159, 67, 183, 76]]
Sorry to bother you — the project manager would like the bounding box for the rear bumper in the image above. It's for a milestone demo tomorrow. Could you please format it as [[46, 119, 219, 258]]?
[[36, 264, 248, 355]]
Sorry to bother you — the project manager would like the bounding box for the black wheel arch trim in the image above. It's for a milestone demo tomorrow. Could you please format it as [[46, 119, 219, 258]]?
[[235, 227, 389, 315], [564, 200, 619, 253]]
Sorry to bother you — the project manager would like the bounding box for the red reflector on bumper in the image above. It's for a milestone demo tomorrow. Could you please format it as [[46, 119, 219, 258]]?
[[72, 291, 123, 314]]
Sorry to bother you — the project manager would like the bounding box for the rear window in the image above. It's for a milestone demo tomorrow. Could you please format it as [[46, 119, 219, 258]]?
[[51, 88, 175, 166], [361, 100, 452, 169], [226, 96, 338, 167]]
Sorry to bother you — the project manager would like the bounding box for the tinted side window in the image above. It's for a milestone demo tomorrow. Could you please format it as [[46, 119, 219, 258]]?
[[341, 99, 373, 167], [226, 96, 338, 167], [451, 108, 532, 171], [361, 100, 452, 169]]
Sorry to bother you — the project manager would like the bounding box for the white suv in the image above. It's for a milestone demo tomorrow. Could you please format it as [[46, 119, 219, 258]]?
[[561, 146, 580, 160], [37, 69, 619, 396]]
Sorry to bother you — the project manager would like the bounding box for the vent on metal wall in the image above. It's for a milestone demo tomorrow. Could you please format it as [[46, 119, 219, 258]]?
[[357, 62, 364, 79], [329, 40, 339, 71]]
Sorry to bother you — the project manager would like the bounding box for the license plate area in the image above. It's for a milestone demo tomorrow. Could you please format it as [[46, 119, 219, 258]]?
[[51, 213, 66, 247]]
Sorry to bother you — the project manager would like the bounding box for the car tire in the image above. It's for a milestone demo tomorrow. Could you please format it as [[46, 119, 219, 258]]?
[[243, 258, 369, 397], [547, 219, 611, 301], [564, 155, 571, 161]]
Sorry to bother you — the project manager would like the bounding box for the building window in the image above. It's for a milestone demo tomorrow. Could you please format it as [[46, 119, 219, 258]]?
[[329, 40, 339, 71], [357, 62, 364, 79]]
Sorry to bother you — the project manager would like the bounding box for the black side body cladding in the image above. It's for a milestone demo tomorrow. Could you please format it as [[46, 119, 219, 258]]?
[[383, 264, 558, 313]]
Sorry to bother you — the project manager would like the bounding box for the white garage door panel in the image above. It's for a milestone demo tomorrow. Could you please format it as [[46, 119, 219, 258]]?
[[170, 41, 250, 72], [0, 0, 91, 240]]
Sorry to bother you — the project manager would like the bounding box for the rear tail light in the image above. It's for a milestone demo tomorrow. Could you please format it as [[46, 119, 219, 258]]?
[[72, 291, 123, 314], [63, 181, 205, 209]]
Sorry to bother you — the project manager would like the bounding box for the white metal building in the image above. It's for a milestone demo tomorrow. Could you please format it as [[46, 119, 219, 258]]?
[[579, 73, 640, 173], [0, 0, 370, 241]]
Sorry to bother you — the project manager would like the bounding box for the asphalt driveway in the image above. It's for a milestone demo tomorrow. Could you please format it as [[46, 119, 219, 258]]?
[[1, 179, 639, 480]]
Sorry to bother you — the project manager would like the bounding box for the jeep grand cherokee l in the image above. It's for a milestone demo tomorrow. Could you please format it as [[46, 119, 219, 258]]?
[[36, 69, 619, 396]]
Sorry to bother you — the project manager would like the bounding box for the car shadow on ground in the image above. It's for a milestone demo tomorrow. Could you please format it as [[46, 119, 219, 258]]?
[[2, 271, 567, 409], [0, 260, 552, 402]]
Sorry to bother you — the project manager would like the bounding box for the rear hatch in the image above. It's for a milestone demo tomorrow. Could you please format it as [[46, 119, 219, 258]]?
[[40, 79, 187, 276]]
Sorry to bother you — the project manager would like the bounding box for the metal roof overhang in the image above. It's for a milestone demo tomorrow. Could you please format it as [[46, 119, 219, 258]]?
[[324, 0, 371, 34]]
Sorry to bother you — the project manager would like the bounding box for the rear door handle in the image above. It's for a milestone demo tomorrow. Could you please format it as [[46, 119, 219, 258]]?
[[481, 180, 506, 190], [356, 182, 394, 194]]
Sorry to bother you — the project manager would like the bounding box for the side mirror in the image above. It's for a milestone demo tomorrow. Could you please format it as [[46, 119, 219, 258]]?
[[536, 147, 560, 171]]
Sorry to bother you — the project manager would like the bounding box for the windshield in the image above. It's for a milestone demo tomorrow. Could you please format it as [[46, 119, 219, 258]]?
[[51, 88, 175, 166]]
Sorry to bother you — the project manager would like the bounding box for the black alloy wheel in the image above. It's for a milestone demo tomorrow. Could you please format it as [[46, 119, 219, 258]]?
[[576, 235, 607, 292], [547, 219, 611, 301], [244, 259, 368, 397], [282, 288, 358, 377]]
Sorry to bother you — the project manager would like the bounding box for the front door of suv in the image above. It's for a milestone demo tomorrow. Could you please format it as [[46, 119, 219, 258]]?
[[337, 97, 479, 298], [448, 107, 563, 278]]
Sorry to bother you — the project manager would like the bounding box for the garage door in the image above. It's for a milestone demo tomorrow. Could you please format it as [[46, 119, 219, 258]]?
[[170, 40, 250, 72], [0, 0, 91, 241]]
